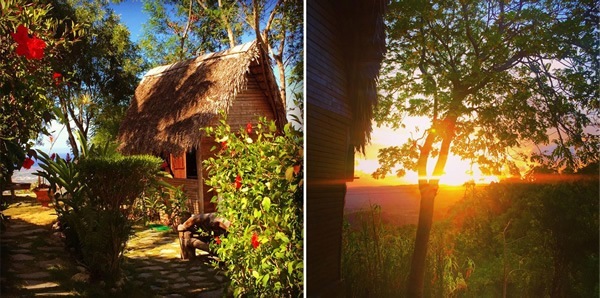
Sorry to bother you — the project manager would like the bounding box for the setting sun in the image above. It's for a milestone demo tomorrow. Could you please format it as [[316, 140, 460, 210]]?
[[350, 117, 503, 187]]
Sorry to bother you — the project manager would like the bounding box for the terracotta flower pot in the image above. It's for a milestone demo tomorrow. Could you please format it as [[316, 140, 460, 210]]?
[[34, 188, 52, 207]]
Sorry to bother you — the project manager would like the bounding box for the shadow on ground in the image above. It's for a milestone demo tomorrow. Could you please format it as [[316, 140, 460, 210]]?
[[0, 195, 228, 297]]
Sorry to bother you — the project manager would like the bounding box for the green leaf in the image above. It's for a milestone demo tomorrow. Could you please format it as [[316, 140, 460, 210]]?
[[261, 197, 271, 211], [252, 270, 260, 279], [261, 273, 270, 287], [285, 167, 294, 181]]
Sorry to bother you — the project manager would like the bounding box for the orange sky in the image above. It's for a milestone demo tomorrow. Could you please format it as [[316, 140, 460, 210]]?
[[347, 117, 504, 188]]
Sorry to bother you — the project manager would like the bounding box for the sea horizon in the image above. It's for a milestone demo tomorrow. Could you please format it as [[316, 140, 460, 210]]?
[[11, 151, 71, 184], [344, 184, 470, 226]]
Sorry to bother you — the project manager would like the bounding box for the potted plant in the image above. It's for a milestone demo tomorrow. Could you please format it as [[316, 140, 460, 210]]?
[[32, 180, 52, 207]]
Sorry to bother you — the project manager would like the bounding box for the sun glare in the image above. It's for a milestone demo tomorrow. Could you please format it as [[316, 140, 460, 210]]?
[[351, 119, 503, 187]]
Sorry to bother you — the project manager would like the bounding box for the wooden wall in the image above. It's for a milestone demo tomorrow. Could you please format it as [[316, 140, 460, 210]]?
[[307, 1, 352, 296], [226, 73, 277, 129]]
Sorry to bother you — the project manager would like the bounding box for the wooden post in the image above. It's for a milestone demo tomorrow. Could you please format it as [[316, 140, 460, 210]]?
[[195, 141, 204, 215]]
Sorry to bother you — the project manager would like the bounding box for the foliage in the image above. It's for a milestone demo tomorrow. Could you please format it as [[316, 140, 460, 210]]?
[[203, 115, 303, 297], [342, 173, 599, 297], [36, 144, 162, 285], [0, 0, 82, 185], [133, 183, 189, 228], [0, 199, 9, 231], [342, 204, 413, 297], [449, 172, 599, 297], [246, 0, 303, 106], [78, 155, 162, 213], [377, 0, 598, 178], [139, 0, 241, 66], [342, 205, 473, 297], [48, 0, 145, 154], [375, 1, 598, 294]]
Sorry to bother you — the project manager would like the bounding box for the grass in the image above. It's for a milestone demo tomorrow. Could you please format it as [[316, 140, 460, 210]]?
[[342, 203, 415, 297]]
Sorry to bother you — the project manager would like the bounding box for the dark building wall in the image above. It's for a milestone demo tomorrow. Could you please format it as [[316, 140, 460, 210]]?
[[307, 0, 352, 296]]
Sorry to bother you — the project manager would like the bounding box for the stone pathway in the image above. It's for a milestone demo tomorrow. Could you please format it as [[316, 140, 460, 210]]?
[[0, 197, 228, 297]]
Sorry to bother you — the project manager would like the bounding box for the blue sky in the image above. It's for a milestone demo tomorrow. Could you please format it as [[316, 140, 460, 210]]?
[[110, 0, 148, 42]]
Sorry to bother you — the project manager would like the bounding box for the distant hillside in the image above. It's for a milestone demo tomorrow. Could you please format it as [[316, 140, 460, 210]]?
[[344, 184, 468, 227]]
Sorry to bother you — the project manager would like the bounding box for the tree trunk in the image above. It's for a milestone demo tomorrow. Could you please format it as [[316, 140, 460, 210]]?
[[59, 98, 79, 158], [407, 183, 438, 297], [217, 0, 236, 48], [274, 53, 287, 108], [406, 115, 456, 297]]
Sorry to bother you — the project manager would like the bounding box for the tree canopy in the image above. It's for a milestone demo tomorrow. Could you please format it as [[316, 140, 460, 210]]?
[[375, 0, 598, 296], [49, 0, 144, 155], [376, 0, 598, 178]]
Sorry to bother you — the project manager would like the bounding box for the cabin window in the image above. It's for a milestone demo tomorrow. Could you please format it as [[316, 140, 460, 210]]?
[[186, 149, 198, 178]]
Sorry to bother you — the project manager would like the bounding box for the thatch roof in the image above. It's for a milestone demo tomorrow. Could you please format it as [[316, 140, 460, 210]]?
[[117, 41, 286, 155], [341, 0, 387, 153]]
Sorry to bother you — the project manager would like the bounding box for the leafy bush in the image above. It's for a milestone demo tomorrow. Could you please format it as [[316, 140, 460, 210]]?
[[132, 183, 189, 227], [203, 116, 303, 297], [36, 149, 162, 285], [78, 155, 162, 213]]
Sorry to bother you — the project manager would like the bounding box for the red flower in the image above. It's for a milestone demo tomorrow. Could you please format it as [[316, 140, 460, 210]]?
[[293, 164, 300, 175], [215, 236, 221, 245], [11, 25, 46, 60], [235, 175, 242, 189], [246, 123, 252, 134], [160, 161, 168, 170], [50, 153, 56, 160], [22, 157, 34, 169], [53, 72, 62, 86], [220, 141, 227, 150], [251, 232, 260, 249]]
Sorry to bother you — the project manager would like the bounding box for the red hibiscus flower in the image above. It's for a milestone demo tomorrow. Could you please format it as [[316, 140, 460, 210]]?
[[220, 141, 227, 151], [22, 157, 34, 169], [235, 175, 242, 189], [53, 72, 62, 86], [215, 236, 221, 245], [50, 153, 56, 160], [246, 123, 252, 134], [251, 232, 260, 249], [11, 25, 46, 60]]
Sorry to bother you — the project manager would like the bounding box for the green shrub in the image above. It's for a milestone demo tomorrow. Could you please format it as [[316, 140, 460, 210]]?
[[36, 150, 162, 285], [132, 183, 189, 227], [203, 116, 303, 297], [62, 206, 130, 282], [78, 155, 162, 213]]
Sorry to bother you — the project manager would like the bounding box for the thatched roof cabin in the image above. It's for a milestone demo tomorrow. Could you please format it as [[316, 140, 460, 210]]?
[[118, 40, 286, 155], [118, 40, 286, 214]]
